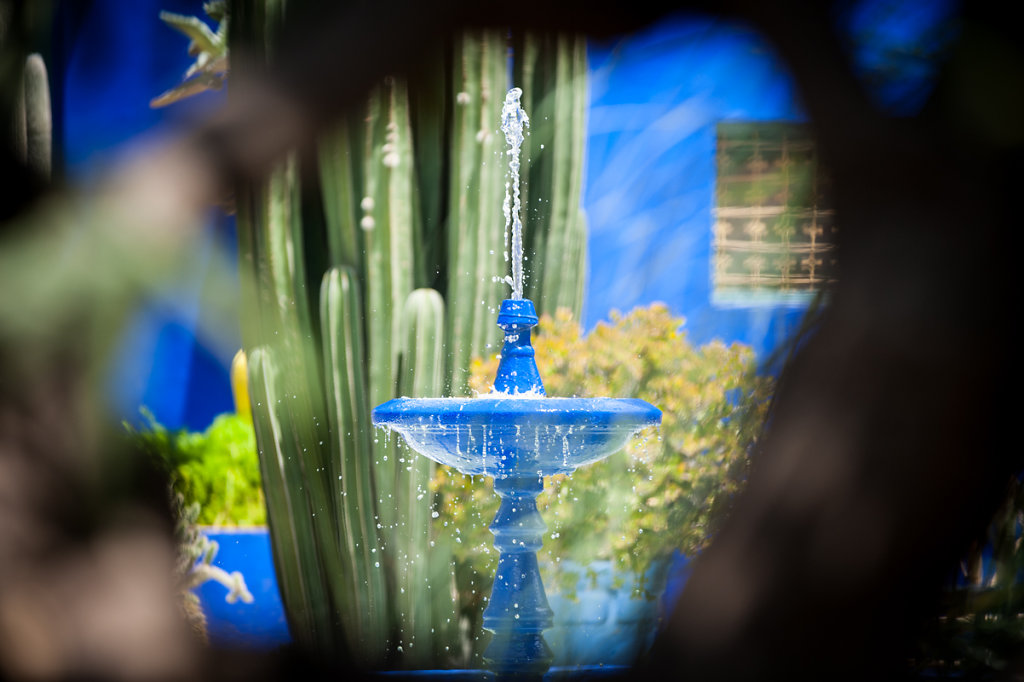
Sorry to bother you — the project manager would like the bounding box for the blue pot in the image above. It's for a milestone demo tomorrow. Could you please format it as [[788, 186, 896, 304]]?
[[193, 526, 690, 667], [545, 553, 690, 667], [194, 527, 291, 649]]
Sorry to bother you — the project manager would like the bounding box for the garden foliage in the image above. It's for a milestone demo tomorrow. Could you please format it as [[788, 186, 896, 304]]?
[[431, 304, 773, 631], [127, 410, 265, 526]]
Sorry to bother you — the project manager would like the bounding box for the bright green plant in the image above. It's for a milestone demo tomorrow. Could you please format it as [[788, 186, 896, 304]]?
[[431, 303, 773, 624], [127, 410, 265, 526]]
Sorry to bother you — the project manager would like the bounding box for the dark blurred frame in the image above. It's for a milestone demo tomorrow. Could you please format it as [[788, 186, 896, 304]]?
[[2, 1, 1019, 680]]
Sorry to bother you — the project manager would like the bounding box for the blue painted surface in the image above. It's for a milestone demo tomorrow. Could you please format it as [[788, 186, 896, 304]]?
[[545, 553, 690, 667], [494, 299, 546, 395], [583, 17, 809, 359], [57, 0, 236, 431], [580, 5, 952, 355], [106, 219, 237, 430], [60, 0, 221, 175], [195, 529, 291, 649]]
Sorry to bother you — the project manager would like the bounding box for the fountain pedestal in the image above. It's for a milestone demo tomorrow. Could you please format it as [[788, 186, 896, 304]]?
[[372, 300, 660, 678], [483, 475, 553, 679]]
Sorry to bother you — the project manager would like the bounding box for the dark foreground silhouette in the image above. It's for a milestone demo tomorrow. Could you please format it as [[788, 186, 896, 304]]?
[[1, 1, 1019, 680]]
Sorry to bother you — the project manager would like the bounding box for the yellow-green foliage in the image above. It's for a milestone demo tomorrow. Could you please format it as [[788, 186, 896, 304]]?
[[129, 411, 265, 527], [429, 303, 773, 601]]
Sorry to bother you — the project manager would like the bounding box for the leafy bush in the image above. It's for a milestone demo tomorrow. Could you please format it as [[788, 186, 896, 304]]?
[[429, 303, 773, 608], [127, 410, 265, 526]]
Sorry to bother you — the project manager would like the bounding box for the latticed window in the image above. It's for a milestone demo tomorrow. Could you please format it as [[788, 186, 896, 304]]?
[[712, 122, 837, 305]]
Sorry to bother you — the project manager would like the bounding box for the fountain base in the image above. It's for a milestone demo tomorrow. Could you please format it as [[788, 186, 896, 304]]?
[[482, 476, 553, 680], [371, 298, 660, 677]]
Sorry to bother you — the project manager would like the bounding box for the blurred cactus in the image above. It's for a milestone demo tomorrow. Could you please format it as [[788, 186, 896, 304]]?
[[9, 51, 51, 179], [445, 33, 508, 395], [319, 266, 389, 653], [515, 34, 588, 314], [394, 288, 453, 659], [22, 53, 50, 179], [228, 1, 589, 669]]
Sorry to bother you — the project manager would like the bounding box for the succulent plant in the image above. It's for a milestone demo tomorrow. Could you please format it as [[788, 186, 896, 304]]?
[[221, 2, 589, 669], [150, 2, 228, 108]]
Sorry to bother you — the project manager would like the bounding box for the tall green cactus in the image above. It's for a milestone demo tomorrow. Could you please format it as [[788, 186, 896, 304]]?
[[516, 34, 589, 314], [394, 289, 451, 663], [320, 266, 389, 654], [445, 31, 509, 395], [231, 1, 589, 668]]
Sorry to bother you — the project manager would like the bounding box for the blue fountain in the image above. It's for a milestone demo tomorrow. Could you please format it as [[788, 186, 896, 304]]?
[[373, 298, 661, 679], [375, 87, 660, 679]]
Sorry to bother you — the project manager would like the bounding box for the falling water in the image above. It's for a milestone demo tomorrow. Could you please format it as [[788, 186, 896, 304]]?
[[501, 87, 529, 300]]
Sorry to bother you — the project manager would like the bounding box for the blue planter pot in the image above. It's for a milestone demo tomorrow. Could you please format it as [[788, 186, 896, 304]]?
[[194, 527, 291, 649], [544, 553, 690, 667], [194, 526, 689, 669]]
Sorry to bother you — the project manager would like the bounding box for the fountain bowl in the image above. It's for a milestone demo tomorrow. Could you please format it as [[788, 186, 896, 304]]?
[[372, 396, 660, 479]]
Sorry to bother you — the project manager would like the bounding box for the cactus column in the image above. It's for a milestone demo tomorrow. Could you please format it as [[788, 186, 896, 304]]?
[[229, 0, 591, 666]]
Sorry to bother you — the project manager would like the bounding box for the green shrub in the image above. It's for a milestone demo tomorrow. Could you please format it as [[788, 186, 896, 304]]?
[[128, 410, 265, 526], [429, 303, 773, 609]]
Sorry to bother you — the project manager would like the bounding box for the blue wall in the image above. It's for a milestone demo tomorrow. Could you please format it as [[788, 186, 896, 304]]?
[[581, 4, 956, 358], [58, 0, 236, 431], [583, 17, 809, 360]]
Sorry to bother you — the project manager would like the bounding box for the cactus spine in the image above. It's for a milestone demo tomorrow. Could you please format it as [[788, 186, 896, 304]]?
[[234, 2, 589, 667]]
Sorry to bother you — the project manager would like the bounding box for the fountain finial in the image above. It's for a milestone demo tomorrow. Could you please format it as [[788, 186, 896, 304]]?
[[493, 299, 545, 395]]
